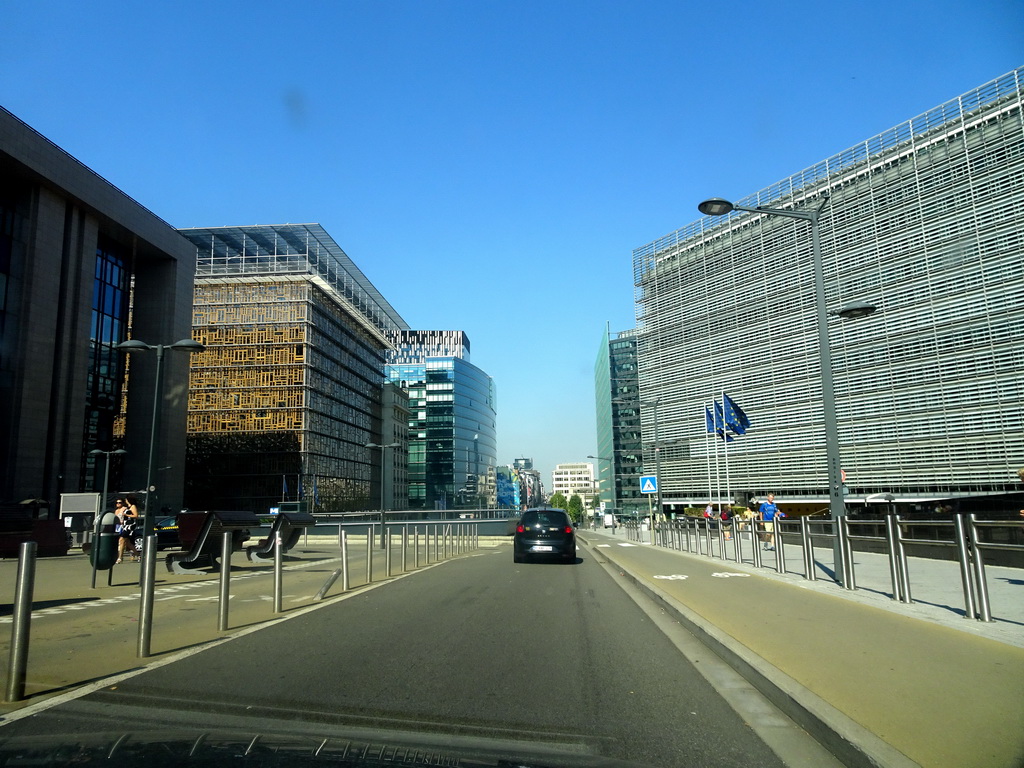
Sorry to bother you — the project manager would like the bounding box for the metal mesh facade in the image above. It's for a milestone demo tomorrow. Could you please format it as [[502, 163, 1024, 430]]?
[[181, 225, 407, 513], [632, 68, 1024, 509]]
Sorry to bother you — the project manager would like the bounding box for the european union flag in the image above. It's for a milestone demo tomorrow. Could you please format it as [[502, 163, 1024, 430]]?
[[723, 392, 751, 435], [705, 406, 715, 434], [713, 401, 733, 442]]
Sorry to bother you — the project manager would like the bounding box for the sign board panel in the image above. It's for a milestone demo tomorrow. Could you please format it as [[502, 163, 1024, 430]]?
[[640, 475, 658, 494]]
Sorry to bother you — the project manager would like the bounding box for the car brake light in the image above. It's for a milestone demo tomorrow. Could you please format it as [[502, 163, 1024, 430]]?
[[564, 526, 573, 534], [516, 524, 525, 533]]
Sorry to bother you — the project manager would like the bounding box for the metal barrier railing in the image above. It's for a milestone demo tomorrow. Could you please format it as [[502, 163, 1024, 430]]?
[[622, 515, 1022, 624], [3, 522, 479, 702]]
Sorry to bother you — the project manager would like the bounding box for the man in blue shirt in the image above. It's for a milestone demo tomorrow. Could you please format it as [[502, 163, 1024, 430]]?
[[759, 494, 782, 550]]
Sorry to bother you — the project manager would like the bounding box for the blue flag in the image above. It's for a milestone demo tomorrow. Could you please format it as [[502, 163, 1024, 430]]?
[[705, 406, 715, 434], [723, 392, 751, 435], [713, 401, 733, 442]]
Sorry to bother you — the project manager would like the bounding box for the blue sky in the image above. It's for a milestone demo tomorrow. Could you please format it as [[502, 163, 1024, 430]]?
[[3, 1, 1021, 482]]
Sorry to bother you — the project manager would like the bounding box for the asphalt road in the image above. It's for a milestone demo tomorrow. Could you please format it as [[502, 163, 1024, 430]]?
[[0, 542, 827, 767]]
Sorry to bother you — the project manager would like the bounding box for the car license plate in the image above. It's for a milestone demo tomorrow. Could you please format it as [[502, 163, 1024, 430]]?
[[533, 545, 553, 552]]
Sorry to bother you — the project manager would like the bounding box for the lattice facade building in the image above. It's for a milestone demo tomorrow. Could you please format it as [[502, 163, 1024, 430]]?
[[180, 225, 408, 514], [631, 68, 1024, 513]]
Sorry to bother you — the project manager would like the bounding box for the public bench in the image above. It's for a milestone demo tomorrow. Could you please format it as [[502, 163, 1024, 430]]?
[[245, 511, 317, 563], [165, 510, 259, 574]]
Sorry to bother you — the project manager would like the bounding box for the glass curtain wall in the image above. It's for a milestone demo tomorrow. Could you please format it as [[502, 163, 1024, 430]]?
[[82, 235, 131, 490]]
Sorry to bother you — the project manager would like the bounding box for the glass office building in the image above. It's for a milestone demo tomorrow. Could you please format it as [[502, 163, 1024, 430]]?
[[631, 68, 1024, 513], [594, 327, 642, 516], [386, 331, 497, 510], [180, 224, 409, 514], [0, 106, 196, 511]]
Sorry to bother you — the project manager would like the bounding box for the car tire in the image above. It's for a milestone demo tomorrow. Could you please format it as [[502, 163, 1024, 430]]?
[[513, 551, 523, 563]]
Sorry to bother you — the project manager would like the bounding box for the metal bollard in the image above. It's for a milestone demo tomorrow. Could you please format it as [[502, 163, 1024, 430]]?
[[5, 541, 37, 702], [219, 531, 232, 631], [137, 535, 158, 657], [315, 569, 343, 601], [273, 534, 283, 613], [840, 518, 856, 590], [751, 522, 763, 569], [894, 516, 913, 604], [341, 530, 350, 592], [968, 515, 992, 622], [952, 514, 976, 618], [366, 528, 373, 583], [414, 527, 420, 569], [800, 517, 815, 581], [385, 530, 392, 576], [774, 527, 785, 573], [402, 525, 408, 572]]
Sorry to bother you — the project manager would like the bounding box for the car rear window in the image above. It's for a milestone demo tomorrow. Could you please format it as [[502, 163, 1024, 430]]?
[[521, 511, 569, 527]]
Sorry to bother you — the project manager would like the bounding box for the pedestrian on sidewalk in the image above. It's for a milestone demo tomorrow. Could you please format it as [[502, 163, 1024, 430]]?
[[116, 496, 140, 564], [759, 494, 782, 550], [720, 505, 732, 540]]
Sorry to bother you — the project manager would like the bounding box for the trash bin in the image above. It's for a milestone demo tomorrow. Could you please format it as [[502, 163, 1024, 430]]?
[[89, 512, 119, 570]]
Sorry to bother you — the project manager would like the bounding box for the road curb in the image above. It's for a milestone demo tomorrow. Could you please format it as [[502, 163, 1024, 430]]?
[[584, 538, 921, 768]]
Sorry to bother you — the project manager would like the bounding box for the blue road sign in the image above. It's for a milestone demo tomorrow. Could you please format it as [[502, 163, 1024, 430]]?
[[640, 475, 658, 494]]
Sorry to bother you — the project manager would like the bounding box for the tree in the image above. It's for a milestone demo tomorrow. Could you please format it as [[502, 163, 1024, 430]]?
[[567, 494, 584, 524], [548, 492, 568, 511]]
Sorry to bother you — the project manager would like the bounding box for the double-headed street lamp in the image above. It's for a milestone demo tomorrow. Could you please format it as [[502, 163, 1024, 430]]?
[[116, 337, 203, 656], [115, 339, 204, 547], [697, 196, 875, 584], [366, 442, 400, 548]]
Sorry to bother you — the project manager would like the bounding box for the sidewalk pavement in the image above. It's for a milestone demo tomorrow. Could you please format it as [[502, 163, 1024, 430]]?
[[578, 527, 1024, 768]]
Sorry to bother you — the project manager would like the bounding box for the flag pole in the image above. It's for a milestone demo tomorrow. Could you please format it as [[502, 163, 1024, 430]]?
[[704, 404, 713, 506], [722, 389, 731, 509], [713, 398, 722, 510]]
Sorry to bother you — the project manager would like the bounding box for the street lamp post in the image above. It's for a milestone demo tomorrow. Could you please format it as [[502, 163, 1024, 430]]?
[[366, 442, 400, 548], [116, 338, 205, 543], [88, 448, 126, 588], [116, 337, 203, 656], [697, 196, 876, 585]]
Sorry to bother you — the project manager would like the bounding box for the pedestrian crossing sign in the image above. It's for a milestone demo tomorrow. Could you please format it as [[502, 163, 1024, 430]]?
[[640, 475, 658, 494]]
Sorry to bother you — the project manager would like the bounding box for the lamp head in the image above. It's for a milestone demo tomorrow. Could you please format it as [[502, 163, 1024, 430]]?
[[837, 301, 877, 320], [698, 198, 735, 217], [171, 339, 205, 353], [115, 339, 151, 353]]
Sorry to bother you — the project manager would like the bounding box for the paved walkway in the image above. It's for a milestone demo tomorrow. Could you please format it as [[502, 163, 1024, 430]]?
[[578, 527, 1024, 768]]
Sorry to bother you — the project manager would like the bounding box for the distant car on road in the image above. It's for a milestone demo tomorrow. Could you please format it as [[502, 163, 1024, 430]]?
[[154, 516, 180, 550], [513, 507, 576, 564]]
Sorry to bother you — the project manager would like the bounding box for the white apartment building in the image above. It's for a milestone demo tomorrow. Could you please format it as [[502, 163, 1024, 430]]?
[[551, 463, 597, 501]]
